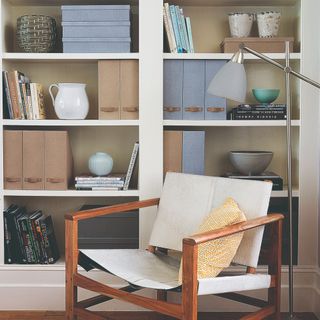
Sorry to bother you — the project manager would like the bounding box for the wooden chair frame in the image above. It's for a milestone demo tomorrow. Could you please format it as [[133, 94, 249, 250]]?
[[65, 198, 284, 320]]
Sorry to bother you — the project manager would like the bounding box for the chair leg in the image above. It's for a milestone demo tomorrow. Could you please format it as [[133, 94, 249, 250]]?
[[268, 220, 282, 320], [182, 242, 198, 320], [65, 219, 79, 320]]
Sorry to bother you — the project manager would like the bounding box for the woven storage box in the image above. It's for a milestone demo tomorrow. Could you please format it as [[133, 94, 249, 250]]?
[[62, 21, 130, 38], [221, 37, 294, 53], [61, 5, 130, 22], [63, 37, 131, 53], [16, 15, 57, 53]]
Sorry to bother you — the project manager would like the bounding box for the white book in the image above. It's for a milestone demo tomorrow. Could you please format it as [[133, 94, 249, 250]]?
[[186, 17, 194, 53], [164, 3, 177, 53], [30, 83, 39, 120], [123, 142, 139, 191]]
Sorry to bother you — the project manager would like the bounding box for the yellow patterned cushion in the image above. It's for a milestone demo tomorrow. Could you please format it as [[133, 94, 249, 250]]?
[[179, 197, 246, 282]]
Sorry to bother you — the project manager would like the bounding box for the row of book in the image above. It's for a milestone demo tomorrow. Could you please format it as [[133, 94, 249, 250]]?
[[3, 205, 60, 264], [3, 70, 46, 120], [163, 3, 194, 53], [228, 104, 287, 120], [75, 142, 139, 191]]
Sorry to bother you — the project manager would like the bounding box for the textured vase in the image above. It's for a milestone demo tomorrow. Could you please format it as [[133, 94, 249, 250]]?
[[88, 152, 113, 176], [228, 13, 254, 38], [257, 11, 281, 38]]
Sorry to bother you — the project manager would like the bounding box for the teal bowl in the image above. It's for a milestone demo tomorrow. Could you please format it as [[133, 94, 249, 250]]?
[[252, 88, 280, 104]]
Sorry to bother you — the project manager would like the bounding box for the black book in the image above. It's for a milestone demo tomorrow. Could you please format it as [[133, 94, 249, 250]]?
[[6, 205, 27, 263], [237, 104, 286, 110], [34, 214, 49, 264], [41, 216, 60, 264], [3, 208, 14, 264], [29, 210, 43, 263], [18, 212, 36, 263]]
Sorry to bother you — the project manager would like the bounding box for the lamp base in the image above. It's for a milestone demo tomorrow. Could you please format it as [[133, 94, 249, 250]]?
[[286, 315, 303, 320]]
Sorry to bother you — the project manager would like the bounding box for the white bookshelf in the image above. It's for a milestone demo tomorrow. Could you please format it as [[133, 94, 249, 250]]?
[[2, 52, 140, 61], [163, 52, 302, 60], [0, 0, 319, 313], [3, 119, 140, 126], [2, 189, 140, 197], [163, 120, 301, 127]]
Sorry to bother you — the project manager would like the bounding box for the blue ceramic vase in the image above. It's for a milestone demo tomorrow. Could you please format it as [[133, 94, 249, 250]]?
[[88, 152, 113, 176]]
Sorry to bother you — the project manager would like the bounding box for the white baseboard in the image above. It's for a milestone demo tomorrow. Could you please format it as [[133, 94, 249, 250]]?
[[0, 266, 319, 312]]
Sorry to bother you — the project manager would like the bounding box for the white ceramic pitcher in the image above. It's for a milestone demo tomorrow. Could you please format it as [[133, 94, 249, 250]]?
[[49, 83, 89, 119]]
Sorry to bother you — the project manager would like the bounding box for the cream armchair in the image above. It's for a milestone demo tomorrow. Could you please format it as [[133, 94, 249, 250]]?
[[65, 172, 283, 320]]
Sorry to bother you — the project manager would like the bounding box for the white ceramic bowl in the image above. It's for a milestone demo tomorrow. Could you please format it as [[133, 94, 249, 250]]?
[[229, 151, 273, 175]]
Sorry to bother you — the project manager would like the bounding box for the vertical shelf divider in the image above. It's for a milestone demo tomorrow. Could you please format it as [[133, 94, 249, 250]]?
[[139, 0, 163, 249]]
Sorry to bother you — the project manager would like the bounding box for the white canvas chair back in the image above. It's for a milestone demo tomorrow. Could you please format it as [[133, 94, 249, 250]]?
[[149, 172, 272, 268]]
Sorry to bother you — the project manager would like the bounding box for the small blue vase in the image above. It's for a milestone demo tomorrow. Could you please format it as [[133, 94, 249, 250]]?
[[88, 152, 113, 176]]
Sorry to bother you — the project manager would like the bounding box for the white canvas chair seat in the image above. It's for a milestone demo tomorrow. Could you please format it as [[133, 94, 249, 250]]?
[[80, 249, 271, 295]]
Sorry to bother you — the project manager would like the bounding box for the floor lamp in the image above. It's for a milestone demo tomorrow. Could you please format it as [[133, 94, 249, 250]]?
[[207, 41, 320, 319]]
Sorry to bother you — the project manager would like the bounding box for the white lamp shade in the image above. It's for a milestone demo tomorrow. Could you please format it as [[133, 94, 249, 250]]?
[[207, 61, 247, 103]]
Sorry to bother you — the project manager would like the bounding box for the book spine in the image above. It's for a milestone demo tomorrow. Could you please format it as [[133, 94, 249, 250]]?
[[75, 177, 124, 182], [40, 220, 54, 263], [164, 3, 177, 53], [13, 215, 27, 263], [25, 82, 33, 120], [170, 5, 182, 53], [3, 212, 13, 264], [231, 114, 286, 120], [3, 71, 14, 119], [75, 181, 124, 186], [36, 84, 46, 120], [15, 71, 26, 119], [35, 220, 48, 264], [21, 83, 30, 120], [180, 8, 190, 53], [185, 17, 194, 53], [20, 219, 34, 263], [163, 6, 175, 53], [28, 218, 41, 263], [175, 6, 187, 52], [31, 83, 40, 120], [123, 142, 139, 191], [7, 71, 22, 119]]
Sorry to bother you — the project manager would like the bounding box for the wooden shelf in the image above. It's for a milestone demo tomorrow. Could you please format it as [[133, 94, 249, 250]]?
[[2, 52, 139, 62], [3, 189, 140, 197], [2, 119, 140, 127], [163, 120, 301, 127], [163, 53, 301, 61]]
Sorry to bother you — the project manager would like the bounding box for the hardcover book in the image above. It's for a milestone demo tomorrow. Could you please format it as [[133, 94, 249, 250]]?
[[223, 171, 283, 190]]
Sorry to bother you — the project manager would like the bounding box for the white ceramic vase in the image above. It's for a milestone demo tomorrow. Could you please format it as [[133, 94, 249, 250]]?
[[228, 13, 254, 38], [88, 152, 113, 176], [49, 83, 89, 119], [257, 11, 281, 38]]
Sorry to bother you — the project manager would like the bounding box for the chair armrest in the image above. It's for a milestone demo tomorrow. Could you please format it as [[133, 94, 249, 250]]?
[[65, 198, 160, 221], [183, 213, 284, 246]]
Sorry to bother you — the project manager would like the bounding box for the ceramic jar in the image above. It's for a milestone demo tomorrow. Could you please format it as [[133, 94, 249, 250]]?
[[88, 152, 113, 176], [49, 83, 89, 119], [257, 11, 281, 38], [228, 13, 254, 38]]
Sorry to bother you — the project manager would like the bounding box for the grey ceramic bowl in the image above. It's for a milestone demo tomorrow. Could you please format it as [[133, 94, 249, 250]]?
[[229, 151, 273, 175]]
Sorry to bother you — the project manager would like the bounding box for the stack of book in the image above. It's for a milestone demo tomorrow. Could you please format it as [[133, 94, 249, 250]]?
[[163, 3, 194, 53], [223, 171, 283, 191], [3, 205, 60, 264], [228, 104, 287, 120], [75, 174, 126, 190], [3, 70, 46, 120], [75, 142, 139, 191]]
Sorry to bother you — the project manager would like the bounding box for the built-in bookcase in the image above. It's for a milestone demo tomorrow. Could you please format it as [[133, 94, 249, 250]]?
[[0, 0, 319, 312]]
